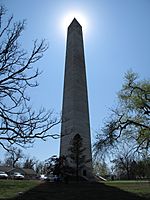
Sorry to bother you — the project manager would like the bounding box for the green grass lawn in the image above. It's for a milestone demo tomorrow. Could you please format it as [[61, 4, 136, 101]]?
[[0, 179, 149, 200], [105, 180, 150, 199], [0, 180, 40, 199]]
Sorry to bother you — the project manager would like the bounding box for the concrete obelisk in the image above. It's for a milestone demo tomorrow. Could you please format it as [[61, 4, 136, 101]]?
[[60, 18, 93, 179]]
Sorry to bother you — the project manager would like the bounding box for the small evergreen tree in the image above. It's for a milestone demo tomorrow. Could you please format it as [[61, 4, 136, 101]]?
[[68, 134, 86, 181]]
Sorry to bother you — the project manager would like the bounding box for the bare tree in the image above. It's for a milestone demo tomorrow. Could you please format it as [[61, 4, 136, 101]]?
[[22, 156, 37, 169], [35, 160, 45, 174], [112, 151, 136, 180], [4, 147, 23, 168], [93, 160, 110, 178], [0, 6, 60, 150]]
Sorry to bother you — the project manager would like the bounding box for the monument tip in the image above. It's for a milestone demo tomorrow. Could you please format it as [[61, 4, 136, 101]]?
[[69, 18, 82, 27]]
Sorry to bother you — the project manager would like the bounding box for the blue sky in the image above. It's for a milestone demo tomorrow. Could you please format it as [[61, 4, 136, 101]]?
[[0, 0, 150, 162]]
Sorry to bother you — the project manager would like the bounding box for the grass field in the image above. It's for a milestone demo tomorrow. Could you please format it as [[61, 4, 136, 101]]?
[[105, 181, 150, 199], [0, 179, 149, 200], [0, 180, 40, 199]]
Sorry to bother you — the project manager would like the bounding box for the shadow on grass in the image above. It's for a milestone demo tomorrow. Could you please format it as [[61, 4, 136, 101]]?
[[3, 181, 148, 200]]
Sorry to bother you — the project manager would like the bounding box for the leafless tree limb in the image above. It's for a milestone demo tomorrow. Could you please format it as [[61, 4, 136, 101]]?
[[0, 5, 60, 151]]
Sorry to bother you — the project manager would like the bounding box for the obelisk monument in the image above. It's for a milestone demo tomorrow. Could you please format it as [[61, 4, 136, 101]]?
[[60, 18, 93, 179]]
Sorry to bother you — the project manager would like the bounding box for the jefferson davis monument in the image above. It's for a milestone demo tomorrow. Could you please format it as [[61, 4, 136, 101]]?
[[60, 18, 93, 180]]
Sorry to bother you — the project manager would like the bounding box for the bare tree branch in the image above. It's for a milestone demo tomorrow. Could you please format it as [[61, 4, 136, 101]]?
[[0, 5, 60, 150]]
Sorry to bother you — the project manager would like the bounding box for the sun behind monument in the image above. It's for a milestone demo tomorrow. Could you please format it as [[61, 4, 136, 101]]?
[[62, 11, 88, 33]]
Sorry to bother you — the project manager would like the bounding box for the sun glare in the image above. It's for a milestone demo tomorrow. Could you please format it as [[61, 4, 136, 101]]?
[[61, 11, 88, 34]]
